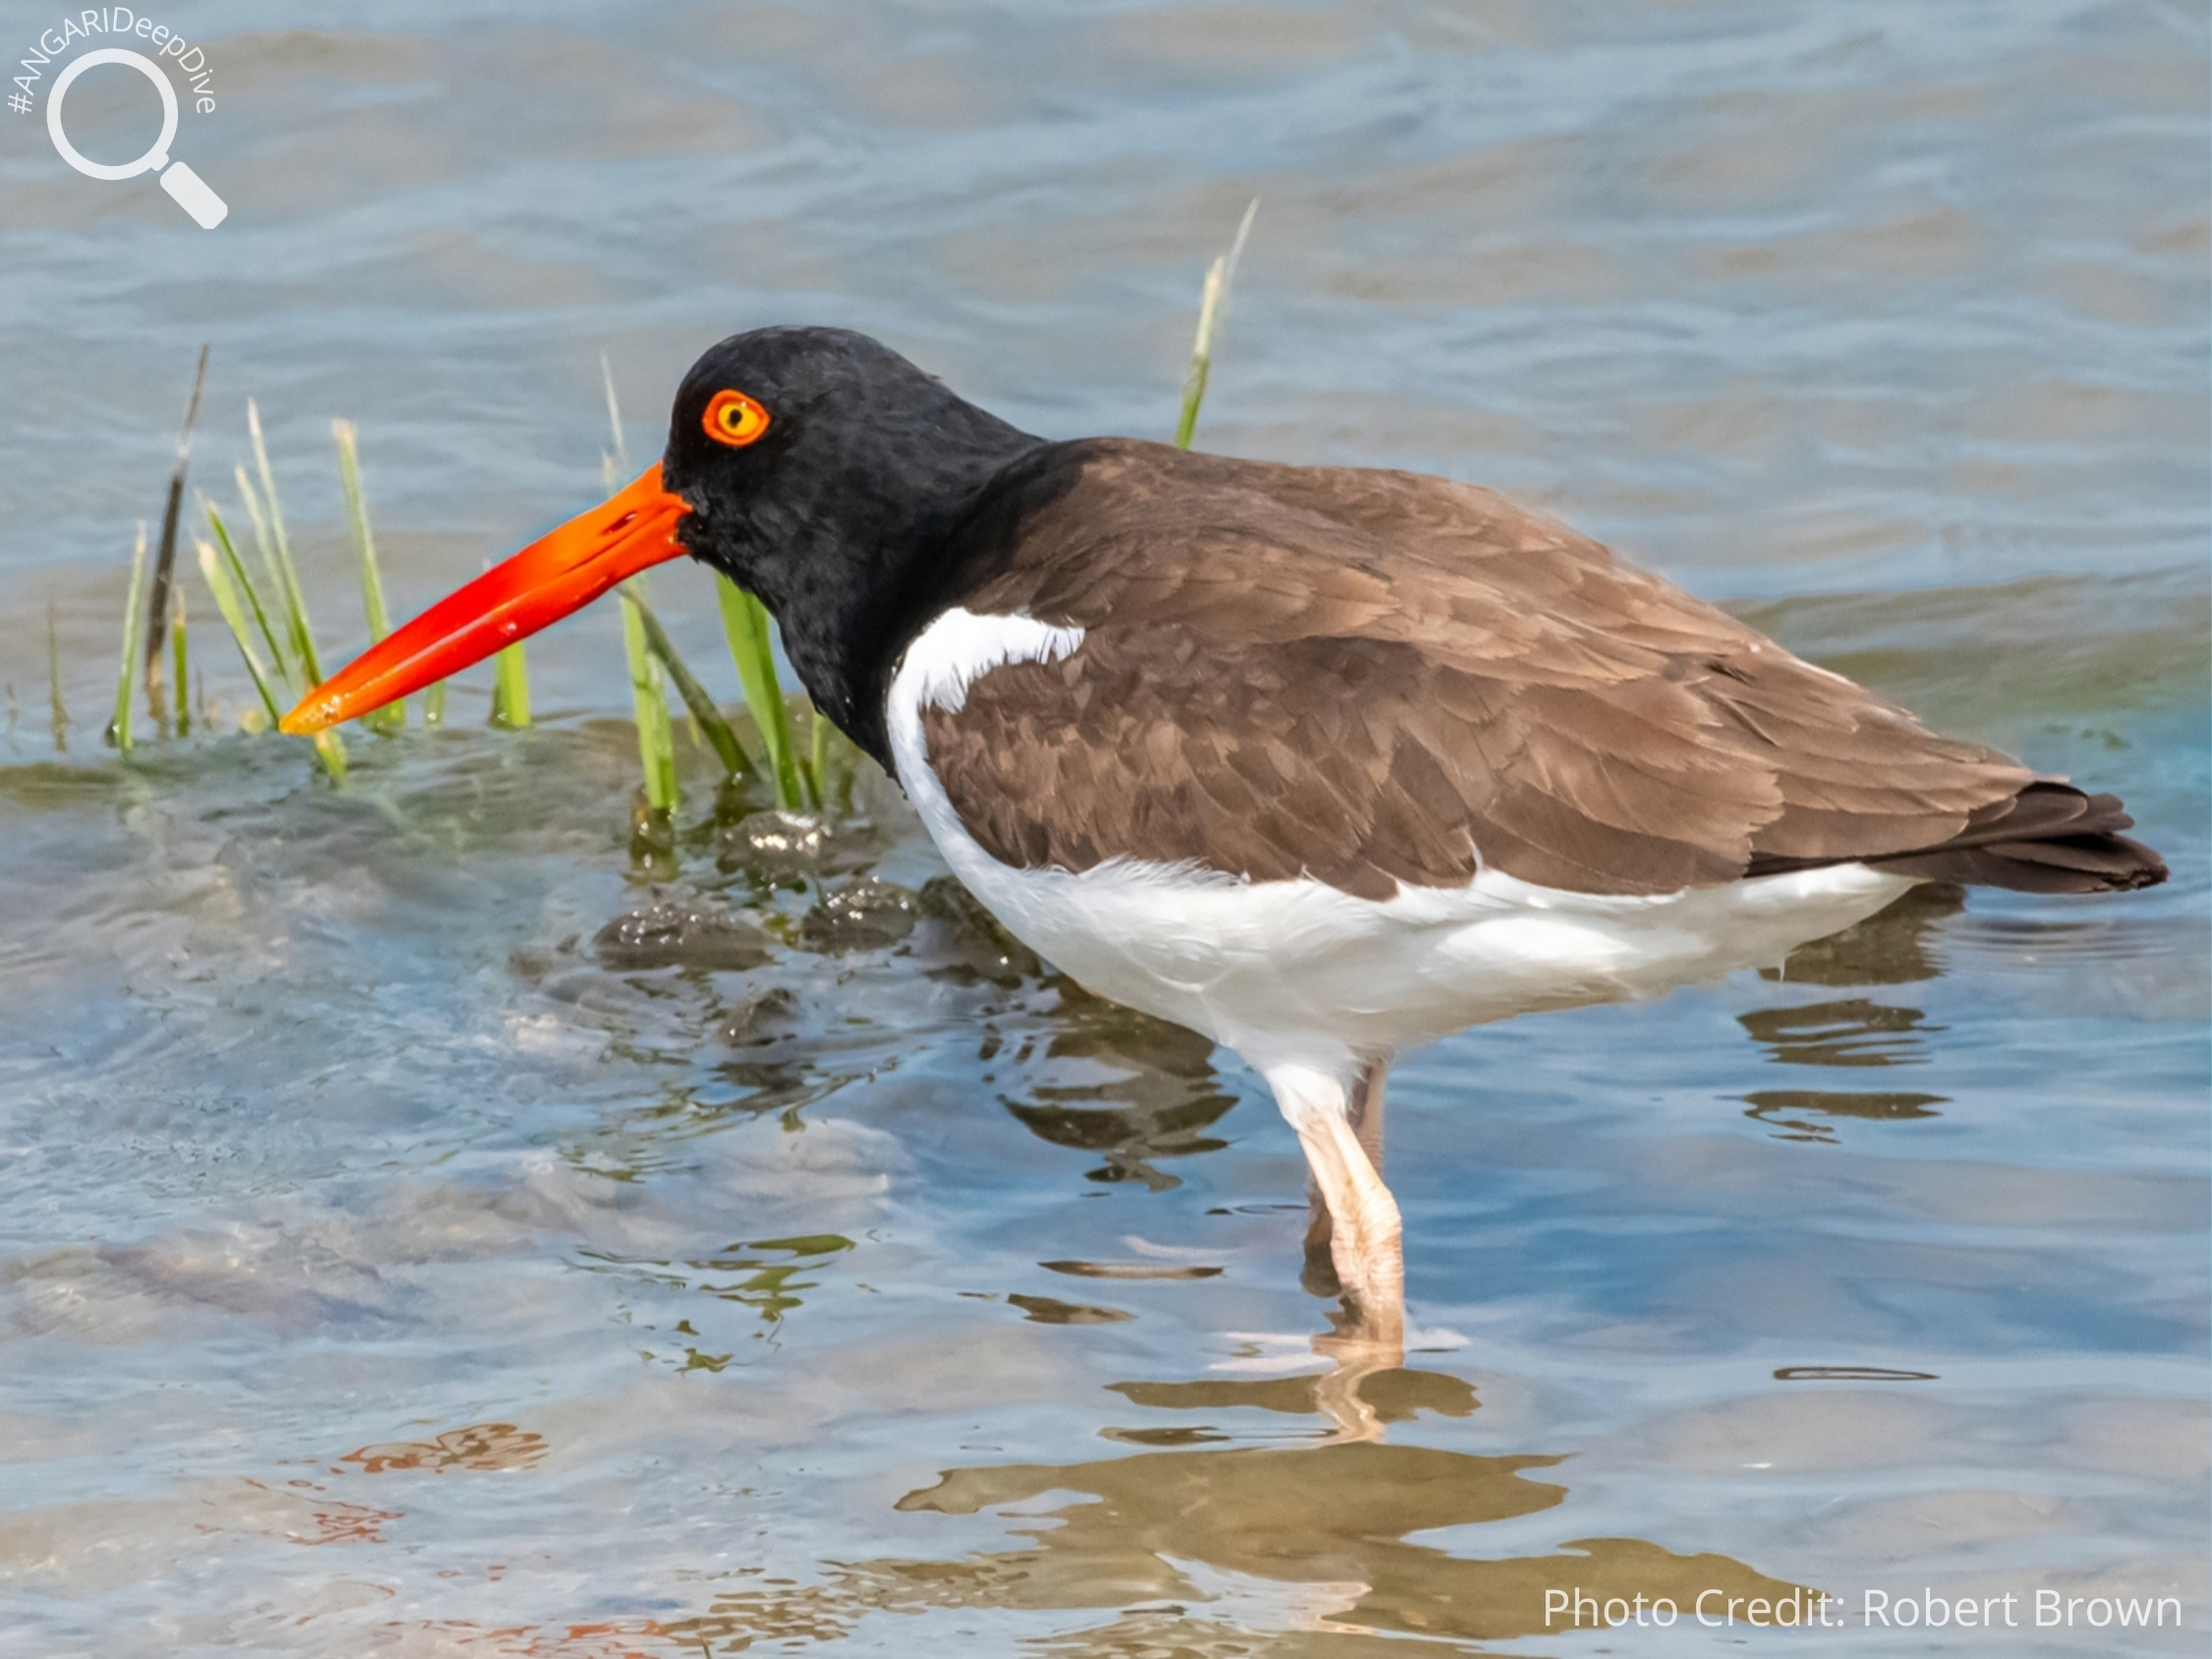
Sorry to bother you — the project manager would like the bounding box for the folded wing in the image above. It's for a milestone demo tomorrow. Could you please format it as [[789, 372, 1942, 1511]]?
[[918, 441, 2164, 899]]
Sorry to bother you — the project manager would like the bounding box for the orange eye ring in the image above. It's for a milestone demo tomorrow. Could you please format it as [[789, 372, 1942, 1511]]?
[[702, 388, 771, 448]]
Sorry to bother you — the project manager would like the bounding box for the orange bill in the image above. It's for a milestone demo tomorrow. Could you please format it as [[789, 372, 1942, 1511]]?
[[281, 464, 690, 735]]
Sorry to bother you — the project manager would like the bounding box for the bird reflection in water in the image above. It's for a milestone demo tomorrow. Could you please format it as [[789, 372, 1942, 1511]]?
[[1738, 881, 1962, 1143], [995, 985, 1240, 1192], [661, 1364, 1808, 1653]]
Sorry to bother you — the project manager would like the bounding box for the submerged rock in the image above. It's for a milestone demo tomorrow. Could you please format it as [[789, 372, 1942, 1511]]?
[[719, 984, 801, 1047], [594, 900, 771, 972], [799, 878, 918, 953], [717, 809, 879, 880]]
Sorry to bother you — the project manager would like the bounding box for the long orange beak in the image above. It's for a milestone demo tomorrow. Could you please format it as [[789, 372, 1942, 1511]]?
[[280, 464, 690, 735]]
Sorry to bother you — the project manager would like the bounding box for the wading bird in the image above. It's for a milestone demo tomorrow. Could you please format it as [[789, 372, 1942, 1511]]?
[[285, 327, 2165, 1354]]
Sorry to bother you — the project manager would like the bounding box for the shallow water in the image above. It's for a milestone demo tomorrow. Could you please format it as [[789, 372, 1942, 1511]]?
[[1, 2, 2206, 1654]]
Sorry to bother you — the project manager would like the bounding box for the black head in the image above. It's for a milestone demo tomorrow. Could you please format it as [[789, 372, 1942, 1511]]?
[[661, 327, 1040, 754]]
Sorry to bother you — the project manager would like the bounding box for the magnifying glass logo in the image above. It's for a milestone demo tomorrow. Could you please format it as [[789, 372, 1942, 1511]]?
[[46, 48, 227, 229]]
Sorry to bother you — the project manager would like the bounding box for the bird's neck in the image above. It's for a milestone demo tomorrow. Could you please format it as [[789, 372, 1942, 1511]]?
[[721, 406, 1044, 766]]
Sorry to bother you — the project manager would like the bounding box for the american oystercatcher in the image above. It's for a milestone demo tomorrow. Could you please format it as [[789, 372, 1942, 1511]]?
[[285, 326, 2166, 1350]]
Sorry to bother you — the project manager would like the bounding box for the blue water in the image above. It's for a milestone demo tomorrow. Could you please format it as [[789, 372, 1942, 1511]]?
[[1, 3, 2204, 1653]]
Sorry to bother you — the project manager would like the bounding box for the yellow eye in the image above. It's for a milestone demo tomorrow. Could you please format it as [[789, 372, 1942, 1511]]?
[[703, 388, 771, 447]]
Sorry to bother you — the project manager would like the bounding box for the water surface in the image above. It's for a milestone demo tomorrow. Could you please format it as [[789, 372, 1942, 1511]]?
[[1, 2, 2205, 1653]]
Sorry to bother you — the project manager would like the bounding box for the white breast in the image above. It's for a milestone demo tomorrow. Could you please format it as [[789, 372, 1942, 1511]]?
[[885, 608, 1914, 1081]]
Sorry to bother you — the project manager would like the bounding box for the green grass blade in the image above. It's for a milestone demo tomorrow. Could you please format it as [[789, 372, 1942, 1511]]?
[[232, 460, 278, 587], [803, 703, 830, 811], [204, 502, 295, 698], [196, 536, 285, 725], [1174, 198, 1258, 450], [332, 418, 403, 731], [313, 727, 349, 782], [619, 583, 679, 812], [481, 551, 533, 729], [331, 421, 389, 637], [601, 351, 631, 495], [491, 642, 531, 728], [1172, 262, 1220, 450], [248, 399, 323, 686], [108, 522, 149, 751], [231, 463, 298, 687], [47, 599, 67, 751], [424, 679, 447, 727], [172, 587, 190, 739], [623, 585, 757, 783], [717, 575, 802, 810]]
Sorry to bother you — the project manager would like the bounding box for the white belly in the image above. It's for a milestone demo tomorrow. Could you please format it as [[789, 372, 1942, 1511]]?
[[883, 610, 1913, 1081]]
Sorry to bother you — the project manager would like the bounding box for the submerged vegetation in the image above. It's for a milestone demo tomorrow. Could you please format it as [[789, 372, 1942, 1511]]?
[[96, 368, 847, 816], [71, 210, 1256, 840]]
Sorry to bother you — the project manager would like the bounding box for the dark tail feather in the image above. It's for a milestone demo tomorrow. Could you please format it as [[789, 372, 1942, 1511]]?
[[1867, 831, 2168, 893], [1753, 782, 2168, 894]]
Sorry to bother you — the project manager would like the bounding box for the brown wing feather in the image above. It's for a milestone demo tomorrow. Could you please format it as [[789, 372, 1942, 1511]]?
[[920, 440, 2162, 897]]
